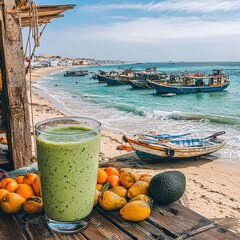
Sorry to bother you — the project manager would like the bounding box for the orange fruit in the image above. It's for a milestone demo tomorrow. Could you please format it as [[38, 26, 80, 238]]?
[[16, 184, 35, 199], [0, 137, 7, 144], [23, 196, 43, 214], [0, 189, 9, 201], [108, 175, 120, 188], [104, 167, 119, 177], [22, 173, 38, 186], [1, 192, 25, 214], [97, 168, 108, 184], [96, 184, 103, 191], [15, 176, 24, 184], [0, 178, 14, 189], [32, 176, 41, 196], [4, 180, 19, 192]]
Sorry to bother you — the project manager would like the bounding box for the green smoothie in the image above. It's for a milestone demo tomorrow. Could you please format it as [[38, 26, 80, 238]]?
[[36, 125, 100, 222]]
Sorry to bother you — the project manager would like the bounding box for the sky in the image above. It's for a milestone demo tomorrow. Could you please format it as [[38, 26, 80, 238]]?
[[27, 0, 240, 62]]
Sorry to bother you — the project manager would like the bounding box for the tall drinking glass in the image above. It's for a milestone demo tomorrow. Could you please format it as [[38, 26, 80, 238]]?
[[35, 117, 101, 234]]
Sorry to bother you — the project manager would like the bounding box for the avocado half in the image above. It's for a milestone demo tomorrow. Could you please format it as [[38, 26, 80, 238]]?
[[148, 171, 186, 205]]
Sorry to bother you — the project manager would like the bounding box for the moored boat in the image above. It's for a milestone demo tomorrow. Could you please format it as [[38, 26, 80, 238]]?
[[104, 75, 132, 85], [64, 70, 88, 77], [130, 72, 168, 89], [123, 131, 226, 162], [149, 69, 230, 94]]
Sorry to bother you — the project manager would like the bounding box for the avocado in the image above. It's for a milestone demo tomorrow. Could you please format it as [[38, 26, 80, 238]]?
[[148, 171, 186, 205]]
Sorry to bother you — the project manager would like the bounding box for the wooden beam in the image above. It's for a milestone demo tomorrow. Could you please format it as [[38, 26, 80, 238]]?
[[19, 4, 75, 27], [21, 14, 64, 27], [0, 0, 32, 169]]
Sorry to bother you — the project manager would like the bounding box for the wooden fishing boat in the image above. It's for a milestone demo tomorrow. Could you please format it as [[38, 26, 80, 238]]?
[[104, 75, 132, 85], [148, 69, 230, 94], [123, 131, 226, 161], [130, 72, 168, 89], [64, 70, 88, 77]]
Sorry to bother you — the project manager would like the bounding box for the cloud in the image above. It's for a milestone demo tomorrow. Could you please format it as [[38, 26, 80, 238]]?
[[65, 17, 240, 44], [78, 0, 240, 13]]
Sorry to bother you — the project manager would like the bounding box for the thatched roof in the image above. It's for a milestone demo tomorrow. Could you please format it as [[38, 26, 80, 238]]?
[[20, 4, 75, 27]]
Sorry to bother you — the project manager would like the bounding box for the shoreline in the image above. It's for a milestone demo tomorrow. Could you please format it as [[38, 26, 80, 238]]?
[[26, 66, 240, 234]]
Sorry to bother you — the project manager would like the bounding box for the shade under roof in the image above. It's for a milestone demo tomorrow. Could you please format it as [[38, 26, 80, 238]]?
[[20, 4, 75, 27]]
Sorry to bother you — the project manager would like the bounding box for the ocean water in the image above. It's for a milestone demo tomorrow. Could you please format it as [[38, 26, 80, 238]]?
[[33, 62, 240, 164]]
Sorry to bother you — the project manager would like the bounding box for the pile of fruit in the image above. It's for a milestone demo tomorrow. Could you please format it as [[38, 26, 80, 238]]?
[[95, 167, 186, 222], [0, 167, 186, 223], [96, 167, 153, 222], [0, 173, 43, 214]]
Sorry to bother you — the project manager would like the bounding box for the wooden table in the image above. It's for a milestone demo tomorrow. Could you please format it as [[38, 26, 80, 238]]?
[[0, 201, 239, 240]]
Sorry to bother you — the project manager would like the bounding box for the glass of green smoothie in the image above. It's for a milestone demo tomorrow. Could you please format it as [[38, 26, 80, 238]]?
[[35, 117, 101, 234]]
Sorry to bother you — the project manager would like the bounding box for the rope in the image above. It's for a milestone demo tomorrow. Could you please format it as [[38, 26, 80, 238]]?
[[28, 12, 36, 155], [25, 22, 48, 74]]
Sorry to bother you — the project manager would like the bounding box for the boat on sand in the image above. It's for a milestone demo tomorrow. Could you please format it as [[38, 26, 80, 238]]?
[[123, 131, 226, 162]]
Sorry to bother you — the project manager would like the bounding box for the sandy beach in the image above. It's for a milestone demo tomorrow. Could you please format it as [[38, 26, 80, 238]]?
[[27, 66, 240, 234]]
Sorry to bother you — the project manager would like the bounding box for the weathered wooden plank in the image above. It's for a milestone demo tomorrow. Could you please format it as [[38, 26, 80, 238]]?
[[211, 217, 240, 234], [14, 212, 87, 240], [0, 0, 32, 169], [186, 225, 240, 240], [147, 203, 213, 238], [81, 209, 133, 240], [0, 213, 26, 240], [15, 210, 132, 240], [96, 207, 173, 239]]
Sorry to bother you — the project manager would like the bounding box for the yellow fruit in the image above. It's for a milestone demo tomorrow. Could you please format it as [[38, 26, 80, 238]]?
[[118, 168, 128, 175], [129, 194, 151, 204], [0, 189, 9, 201], [94, 189, 101, 207], [120, 171, 139, 189], [127, 181, 149, 199], [1, 193, 25, 214], [139, 174, 152, 180], [120, 200, 151, 222], [23, 196, 43, 214], [99, 190, 126, 211], [140, 176, 152, 184], [108, 186, 128, 198], [32, 176, 41, 196]]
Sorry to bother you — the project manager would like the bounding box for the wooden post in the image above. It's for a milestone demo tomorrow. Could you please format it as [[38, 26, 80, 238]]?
[[0, 0, 32, 169]]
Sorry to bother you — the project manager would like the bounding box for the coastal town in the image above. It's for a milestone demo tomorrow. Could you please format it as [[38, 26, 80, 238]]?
[[25, 55, 127, 68]]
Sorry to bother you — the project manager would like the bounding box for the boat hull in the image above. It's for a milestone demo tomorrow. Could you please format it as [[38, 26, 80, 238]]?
[[130, 80, 152, 89], [104, 76, 130, 85], [150, 82, 230, 94], [96, 74, 108, 83]]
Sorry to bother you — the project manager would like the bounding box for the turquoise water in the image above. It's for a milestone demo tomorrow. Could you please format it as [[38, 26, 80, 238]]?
[[34, 62, 240, 164]]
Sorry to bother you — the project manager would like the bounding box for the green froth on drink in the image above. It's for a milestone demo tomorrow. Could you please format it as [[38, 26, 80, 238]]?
[[36, 125, 100, 222]]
